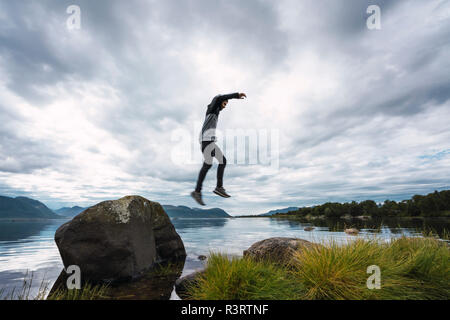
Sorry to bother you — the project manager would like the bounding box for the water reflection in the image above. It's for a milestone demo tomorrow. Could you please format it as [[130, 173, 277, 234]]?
[[0, 221, 57, 242], [171, 218, 228, 229], [0, 219, 68, 297], [49, 260, 186, 300], [268, 217, 450, 238]]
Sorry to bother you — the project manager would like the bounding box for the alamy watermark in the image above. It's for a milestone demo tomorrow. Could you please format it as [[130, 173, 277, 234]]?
[[367, 5, 381, 30], [171, 125, 280, 171], [65, 265, 81, 289], [66, 5, 81, 30], [366, 265, 381, 290]]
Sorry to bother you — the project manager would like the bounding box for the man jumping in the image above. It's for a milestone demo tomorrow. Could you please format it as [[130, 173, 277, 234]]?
[[191, 92, 247, 206]]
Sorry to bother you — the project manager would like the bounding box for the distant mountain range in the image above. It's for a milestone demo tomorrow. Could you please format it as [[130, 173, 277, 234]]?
[[53, 205, 232, 219], [162, 205, 231, 218], [258, 207, 299, 216], [53, 205, 231, 219], [0, 196, 62, 219], [0, 195, 234, 219], [54, 206, 87, 217]]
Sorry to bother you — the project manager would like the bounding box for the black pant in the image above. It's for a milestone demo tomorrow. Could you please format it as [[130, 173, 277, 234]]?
[[195, 141, 227, 192]]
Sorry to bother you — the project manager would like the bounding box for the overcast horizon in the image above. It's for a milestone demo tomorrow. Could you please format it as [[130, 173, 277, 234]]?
[[1, 0, 449, 215]]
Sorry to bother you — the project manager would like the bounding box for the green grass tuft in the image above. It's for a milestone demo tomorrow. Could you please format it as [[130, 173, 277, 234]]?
[[187, 237, 450, 300], [0, 271, 50, 300], [186, 252, 305, 300], [47, 283, 110, 300], [0, 272, 109, 301]]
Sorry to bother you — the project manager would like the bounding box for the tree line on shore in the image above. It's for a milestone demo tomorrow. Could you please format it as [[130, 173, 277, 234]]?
[[274, 190, 450, 218]]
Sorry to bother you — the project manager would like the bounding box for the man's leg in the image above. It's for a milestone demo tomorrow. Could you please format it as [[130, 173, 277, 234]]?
[[195, 162, 212, 193], [196, 141, 215, 191], [192, 142, 214, 206], [214, 145, 227, 188], [212, 144, 231, 198]]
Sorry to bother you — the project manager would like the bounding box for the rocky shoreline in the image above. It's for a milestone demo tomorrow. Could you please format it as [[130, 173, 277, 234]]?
[[48, 195, 322, 300], [48, 196, 449, 300], [175, 237, 317, 299]]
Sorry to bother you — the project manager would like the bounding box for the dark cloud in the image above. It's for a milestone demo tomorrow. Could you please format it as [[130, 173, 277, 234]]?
[[0, 102, 62, 173], [0, 131, 59, 173]]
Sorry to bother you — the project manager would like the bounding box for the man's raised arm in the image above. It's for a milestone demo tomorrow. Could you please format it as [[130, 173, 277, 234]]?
[[218, 92, 247, 102], [210, 92, 247, 113]]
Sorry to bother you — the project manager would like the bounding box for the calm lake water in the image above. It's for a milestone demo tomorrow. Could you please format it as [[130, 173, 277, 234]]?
[[0, 217, 448, 299]]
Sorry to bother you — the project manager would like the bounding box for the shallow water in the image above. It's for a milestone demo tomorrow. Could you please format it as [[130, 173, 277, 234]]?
[[0, 217, 448, 299]]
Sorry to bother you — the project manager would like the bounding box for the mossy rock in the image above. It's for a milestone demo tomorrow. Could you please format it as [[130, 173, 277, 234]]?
[[243, 237, 317, 265], [54, 196, 186, 285]]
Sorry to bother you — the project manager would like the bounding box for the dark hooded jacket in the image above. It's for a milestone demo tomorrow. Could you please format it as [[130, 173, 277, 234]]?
[[199, 93, 240, 143]]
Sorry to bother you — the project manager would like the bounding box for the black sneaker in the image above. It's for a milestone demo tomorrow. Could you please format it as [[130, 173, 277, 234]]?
[[191, 191, 205, 206], [213, 187, 231, 198]]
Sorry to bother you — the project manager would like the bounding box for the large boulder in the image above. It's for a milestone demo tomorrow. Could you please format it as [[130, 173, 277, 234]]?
[[243, 237, 316, 265], [54, 196, 186, 283]]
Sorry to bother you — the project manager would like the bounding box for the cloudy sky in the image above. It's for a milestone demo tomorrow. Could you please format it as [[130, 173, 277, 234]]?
[[0, 0, 449, 215]]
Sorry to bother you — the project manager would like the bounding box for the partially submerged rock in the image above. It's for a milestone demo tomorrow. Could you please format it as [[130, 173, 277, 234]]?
[[243, 237, 316, 265], [53, 196, 186, 284], [304, 227, 315, 231], [175, 270, 205, 299], [345, 228, 360, 235]]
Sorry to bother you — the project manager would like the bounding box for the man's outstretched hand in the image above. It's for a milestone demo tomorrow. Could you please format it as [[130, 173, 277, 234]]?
[[239, 93, 247, 99]]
